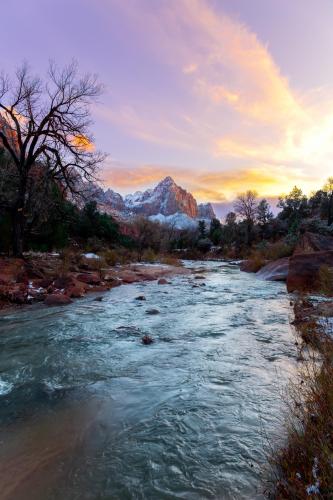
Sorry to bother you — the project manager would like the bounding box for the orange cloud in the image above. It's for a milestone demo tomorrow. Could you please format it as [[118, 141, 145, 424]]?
[[70, 134, 95, 152], [97, 1, 333, 194], [101, 161, 320, 203]]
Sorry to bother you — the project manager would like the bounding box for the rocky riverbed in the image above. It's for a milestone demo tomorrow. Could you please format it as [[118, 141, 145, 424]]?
[[0, 254, 190, 310]]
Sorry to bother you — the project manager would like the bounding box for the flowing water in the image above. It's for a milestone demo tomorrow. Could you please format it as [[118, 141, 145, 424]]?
[[0, 261, 295, 500]]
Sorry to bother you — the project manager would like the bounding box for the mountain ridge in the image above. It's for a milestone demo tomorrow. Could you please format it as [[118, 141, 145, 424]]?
[[86, 176, 216, 225]]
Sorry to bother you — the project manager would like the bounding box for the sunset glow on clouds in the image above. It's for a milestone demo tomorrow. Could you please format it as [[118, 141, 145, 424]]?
[[95, 0, 333, 200], [2, 0, 333, 204]]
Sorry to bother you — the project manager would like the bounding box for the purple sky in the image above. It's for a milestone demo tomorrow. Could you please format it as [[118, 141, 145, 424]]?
[[1, 0, 333, 209]]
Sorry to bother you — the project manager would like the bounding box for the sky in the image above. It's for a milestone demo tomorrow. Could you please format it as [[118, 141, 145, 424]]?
[[1, 0, 333, 214]]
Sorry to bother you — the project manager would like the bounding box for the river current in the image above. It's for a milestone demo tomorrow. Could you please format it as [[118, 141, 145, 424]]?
[[0, 261, 295, 500]]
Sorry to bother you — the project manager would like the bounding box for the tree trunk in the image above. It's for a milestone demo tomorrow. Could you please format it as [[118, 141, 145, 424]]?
[[12, 208, 25, 256], [328, 194, 333, 226], [12, 177, 27, 256]]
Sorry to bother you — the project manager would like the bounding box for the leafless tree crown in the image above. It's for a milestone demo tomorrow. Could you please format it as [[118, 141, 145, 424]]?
[[234, 190, 258, 222], [0, 61, 106, 193]]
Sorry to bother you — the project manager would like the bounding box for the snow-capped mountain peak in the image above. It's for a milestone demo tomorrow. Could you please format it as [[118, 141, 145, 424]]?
[[81, 177, 216, 227]]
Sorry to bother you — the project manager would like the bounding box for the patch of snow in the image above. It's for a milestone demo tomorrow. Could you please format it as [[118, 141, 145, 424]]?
[[306, 484, 320, 496], [149, 212, 198, 230], [82, 253, 101, 260]]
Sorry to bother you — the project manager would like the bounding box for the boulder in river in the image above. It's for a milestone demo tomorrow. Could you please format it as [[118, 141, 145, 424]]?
[[76, 273, 101, 285], [157, 278, 169, 285], [103, 275, 122, 287], [145, 308, 160, 315], [135, 295, 146, 300], [256, 258, 289, 282], [142, 335, 154, 345], [287, 250, 333, 292], [44, 294, 72, 306], [66, 284, 86, 298]]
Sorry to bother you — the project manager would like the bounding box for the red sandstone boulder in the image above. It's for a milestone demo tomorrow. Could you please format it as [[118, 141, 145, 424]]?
[[66, 285, 86, 298], [103, 275, 122, 287], [287, 250, 333, 292], [76, 273, 101, 285], [0, 284, 28, 304], [32, 278, 53, 289], [44, 294, 72, 306], [53, 275, 75, 289], [157, 278, 169, 285], [117, 271, 141, 284], [294, 232, 333, 254], [89, 285, 109, 293], [256, 257, 289, 281], [0, 258, 26, 284]]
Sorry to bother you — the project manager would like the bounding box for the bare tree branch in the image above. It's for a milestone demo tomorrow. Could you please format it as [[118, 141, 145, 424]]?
[[0, 61, 106, 254]]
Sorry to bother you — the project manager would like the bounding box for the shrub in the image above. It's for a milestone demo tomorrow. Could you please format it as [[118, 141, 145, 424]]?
[[318, 265, 333, 296], [142, 248, 158, 263], [246, 250, 267, 272], [264, 241, 294, 260], [160, 255, 183, 266]]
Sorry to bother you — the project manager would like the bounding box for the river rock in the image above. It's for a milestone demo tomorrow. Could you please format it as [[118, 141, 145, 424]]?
[[76, 273, 101, 285], [142, 335, 154, 345], [103, 275, 122, 287], [145, 308, 160, 315], [66, 285, 86, 298], [89, 285, 109, 292], [256, 257, 289, 281], [117, 271, 141, 284], [135, 295, 146, 300], [44, 294, 72, 306], [157, 278, 169, 285], [287, 250, 333, 292]]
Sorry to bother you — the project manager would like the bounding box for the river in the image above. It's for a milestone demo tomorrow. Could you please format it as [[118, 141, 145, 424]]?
[[0, 261, 295, 500]]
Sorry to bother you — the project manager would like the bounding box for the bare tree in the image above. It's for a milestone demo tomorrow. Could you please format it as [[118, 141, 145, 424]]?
[[0, 61, 105, 255], [234, 190, 258, 245]]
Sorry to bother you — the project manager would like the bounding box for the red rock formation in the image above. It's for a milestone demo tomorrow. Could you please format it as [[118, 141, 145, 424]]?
[[256, 258, 289, 281], [287, 251, 333, 292], [44, 294, 72, 306], [125, 177, 199, 218], [294, 232, 333, 254]]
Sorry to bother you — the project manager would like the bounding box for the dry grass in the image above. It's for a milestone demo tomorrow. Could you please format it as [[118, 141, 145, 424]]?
[[264, 242, 294, 261], [141, 248, 158, 263], [246, 250, 267, 272], [102, 248, 138, 266], [318, 265, 333, 296], [159, 255, 183, 267], [267, 323, 333, 499]]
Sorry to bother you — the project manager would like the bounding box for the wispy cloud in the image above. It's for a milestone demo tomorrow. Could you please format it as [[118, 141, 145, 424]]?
[[101, 159, 319, 203], [98, 0, 333, 197]]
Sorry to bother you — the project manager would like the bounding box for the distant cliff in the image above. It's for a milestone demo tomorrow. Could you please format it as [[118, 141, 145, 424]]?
[[85, 176, 216, 226]]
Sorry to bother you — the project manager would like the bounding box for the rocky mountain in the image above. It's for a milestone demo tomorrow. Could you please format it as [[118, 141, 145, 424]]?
[[83, 176, 216, 226], [124, 177, 199, 217], [198, 203, 216, 219]]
